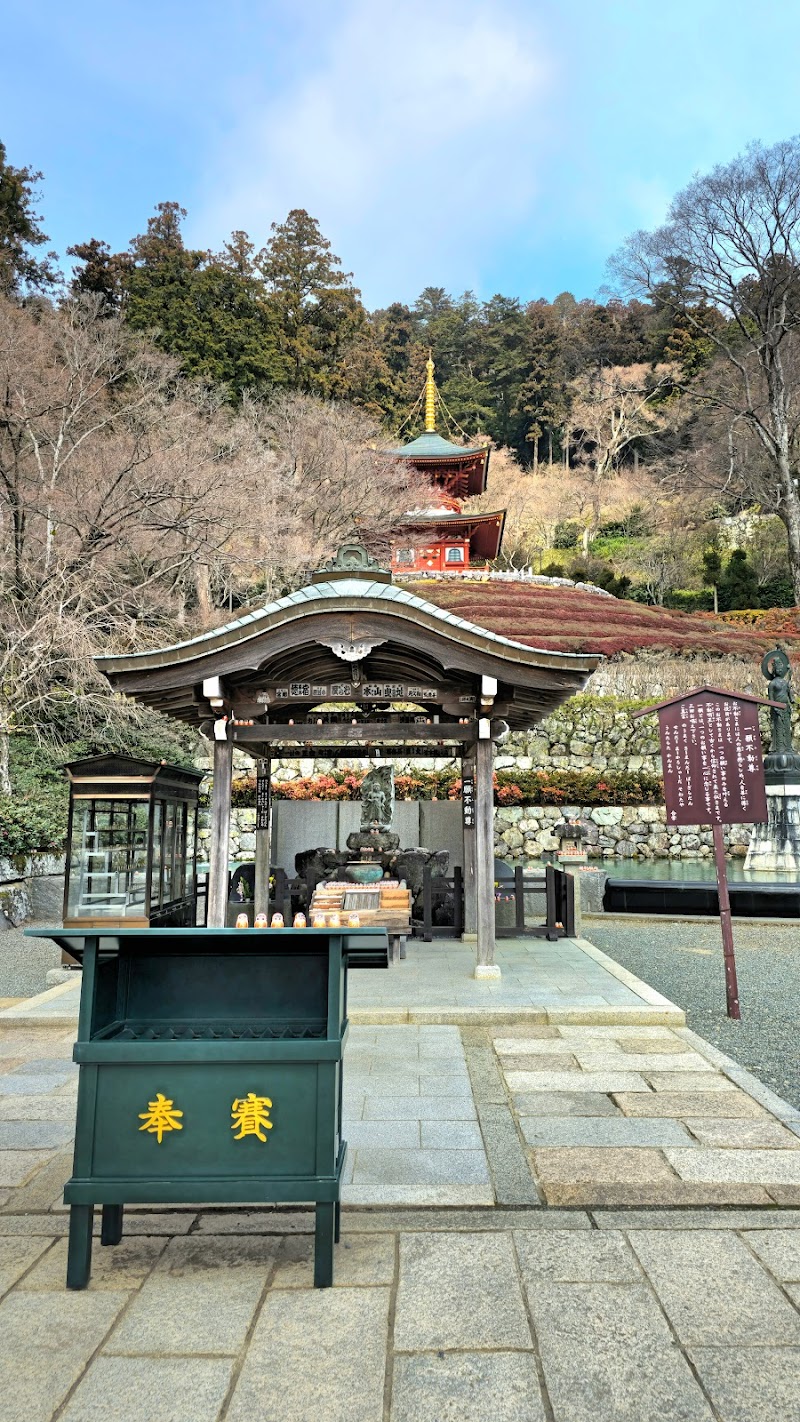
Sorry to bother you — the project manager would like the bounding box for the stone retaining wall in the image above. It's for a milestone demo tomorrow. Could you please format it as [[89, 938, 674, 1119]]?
[[211, 805, 752, 866], [493, 805, 751, 862]]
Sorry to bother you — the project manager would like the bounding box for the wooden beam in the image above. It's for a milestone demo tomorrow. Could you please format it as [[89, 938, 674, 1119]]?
[[207, 735, 233, 928], [230, 722, 477, 746]]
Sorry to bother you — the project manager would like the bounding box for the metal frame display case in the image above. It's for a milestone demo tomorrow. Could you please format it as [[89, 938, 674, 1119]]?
[[28, 925, 388, 1289], [63, 756, 203, 929]]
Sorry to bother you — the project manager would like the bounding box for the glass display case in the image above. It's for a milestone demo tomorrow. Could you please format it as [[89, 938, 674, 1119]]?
[[63, 756, 203, 928]]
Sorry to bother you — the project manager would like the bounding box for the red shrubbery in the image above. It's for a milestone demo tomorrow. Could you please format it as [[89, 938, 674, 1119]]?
[[413, 581, 799, 658], [228, 767, 663, 808]]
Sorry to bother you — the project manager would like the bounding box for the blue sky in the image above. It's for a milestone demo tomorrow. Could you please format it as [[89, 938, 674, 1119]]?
[[3, 0, 800, 309]]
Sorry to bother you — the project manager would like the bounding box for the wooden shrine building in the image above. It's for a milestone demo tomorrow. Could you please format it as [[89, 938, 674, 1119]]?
[[96, 545, 599, 976], [389, 357, 505, 574]]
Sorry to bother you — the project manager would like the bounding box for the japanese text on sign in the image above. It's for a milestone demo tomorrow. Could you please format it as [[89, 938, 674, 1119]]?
[[657, 692, 767, 827]]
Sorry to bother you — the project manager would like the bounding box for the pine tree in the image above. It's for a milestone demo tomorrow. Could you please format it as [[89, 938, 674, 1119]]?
[[0, 140, 57, 296]]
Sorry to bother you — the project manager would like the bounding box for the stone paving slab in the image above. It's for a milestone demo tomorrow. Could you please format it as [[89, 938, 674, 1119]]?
[[744, 1229, 800, 1280], [689, 1346, 800, 1422], [630, 1230, 800, 1346], [685, 1118, 800, 1148], [17, 1235, 169, 1291], [514, 1089, 622, 1116], [391, 1352, 546, 1422], [394, 1231, 531, 1351], [226, 1286, 390, 1422], [105, 1236, 279, 1356], [60, 1357, 235, 1422], [527, 1280, 715, 1422], [0, 1234, 53, 1294], [514, 1228, 641, 1282], [668, 1146, 800, 1183], [521, 1117, 695, 1149], [612, 1089, 768, 1118]]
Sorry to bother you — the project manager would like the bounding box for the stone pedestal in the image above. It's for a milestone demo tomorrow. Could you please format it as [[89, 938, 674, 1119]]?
[[745, 754, 800, 873]]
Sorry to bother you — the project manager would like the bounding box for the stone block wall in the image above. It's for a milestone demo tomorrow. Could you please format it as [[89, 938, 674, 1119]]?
[[207, 804, 753, 868], [493, 805, 751, 863]]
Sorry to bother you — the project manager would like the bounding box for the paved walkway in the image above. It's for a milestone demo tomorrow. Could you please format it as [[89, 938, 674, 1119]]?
[[4, 939, 800, 1419], [3, 1207, 800, 1420], [1, 935, 683, 1030]]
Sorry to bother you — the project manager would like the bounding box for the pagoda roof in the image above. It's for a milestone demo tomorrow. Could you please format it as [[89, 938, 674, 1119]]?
[[391, 431, 488, 461]]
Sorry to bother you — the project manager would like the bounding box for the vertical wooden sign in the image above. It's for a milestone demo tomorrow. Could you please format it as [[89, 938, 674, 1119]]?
[[634, 687, 771, 1020]]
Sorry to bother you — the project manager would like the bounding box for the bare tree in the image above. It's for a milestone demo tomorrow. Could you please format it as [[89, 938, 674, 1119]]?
[[233, 392, 428, 598], [611, 137, 800, 598], [0, 296, 239, 789], [566, 363, 676, 550]]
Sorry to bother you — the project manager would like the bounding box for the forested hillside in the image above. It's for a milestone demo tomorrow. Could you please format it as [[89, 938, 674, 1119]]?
[[3, 133, 800, 851]]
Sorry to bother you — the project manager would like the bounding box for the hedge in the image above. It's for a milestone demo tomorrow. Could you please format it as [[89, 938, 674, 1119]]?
[[228, 767, 664, 808]]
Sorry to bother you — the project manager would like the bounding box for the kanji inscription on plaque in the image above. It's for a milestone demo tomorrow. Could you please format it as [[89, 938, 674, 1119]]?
[[657, 690, 767, 827]]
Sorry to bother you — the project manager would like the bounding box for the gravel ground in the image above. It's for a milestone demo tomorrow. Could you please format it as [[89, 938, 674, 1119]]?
[[588, 916, 800, 1112], [0, 923, 61, 997]]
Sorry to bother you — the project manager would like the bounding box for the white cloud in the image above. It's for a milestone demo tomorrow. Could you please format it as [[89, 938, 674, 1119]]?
[[193, 0, 552, 303]]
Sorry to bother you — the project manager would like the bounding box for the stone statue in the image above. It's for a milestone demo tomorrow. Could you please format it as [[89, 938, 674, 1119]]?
[[360, 766, 394, 830], [762, 646, 795, 754]]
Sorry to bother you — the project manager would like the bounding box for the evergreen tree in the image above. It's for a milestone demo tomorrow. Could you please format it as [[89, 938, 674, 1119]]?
[[512, 301, 569, 466], [0, 140, 57, 296], [67, 238, 133, 311], [259, 209, 363, 393], [71, 204, 287, 396], [719, 549, 760, 611], [701, 540, 723, 613]]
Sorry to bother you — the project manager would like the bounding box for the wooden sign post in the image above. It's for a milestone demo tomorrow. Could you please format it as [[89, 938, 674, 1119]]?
[[633, 687, 771, 1020]]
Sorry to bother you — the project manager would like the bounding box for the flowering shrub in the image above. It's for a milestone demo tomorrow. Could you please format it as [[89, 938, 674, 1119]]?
[[229, 767, 663, 808]]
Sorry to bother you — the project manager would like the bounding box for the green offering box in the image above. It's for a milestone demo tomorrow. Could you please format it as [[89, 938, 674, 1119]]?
[[28, 926, 388, 1289]]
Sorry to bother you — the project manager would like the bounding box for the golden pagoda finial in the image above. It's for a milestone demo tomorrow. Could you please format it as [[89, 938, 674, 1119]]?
[[424, 349, 436, 432]]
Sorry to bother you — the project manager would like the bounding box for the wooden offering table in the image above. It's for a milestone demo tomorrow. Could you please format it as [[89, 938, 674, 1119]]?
[[308, 880, 411, 962], [28, 925, 388, 1289]]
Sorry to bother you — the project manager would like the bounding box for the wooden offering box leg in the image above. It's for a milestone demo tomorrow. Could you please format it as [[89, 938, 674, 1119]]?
[[101, 1203, 124, 1246], [314, 1202, 335, 1287], [67, 1205, 94, 1290]]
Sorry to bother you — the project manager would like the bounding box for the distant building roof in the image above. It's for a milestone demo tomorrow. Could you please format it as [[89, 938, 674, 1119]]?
[[391, 430, 488, 461]]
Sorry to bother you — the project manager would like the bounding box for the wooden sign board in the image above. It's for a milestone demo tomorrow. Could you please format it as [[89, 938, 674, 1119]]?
[[462, 768, 475, 829], [256, 684, 477, 704], [657, 690, 767, 828], [634, 686, 771, 1022], [255, 764, 271, 832]]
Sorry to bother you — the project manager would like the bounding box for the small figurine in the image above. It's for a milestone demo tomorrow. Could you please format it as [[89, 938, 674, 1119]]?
[[293, 912, 307, 928], [347, 913, 361, 927], [235, 913, 249, 929], [254, 913, 268, 928], [328, 911, 341, 927], [270, 913, 284, 928], [311, 913, 327, 928]]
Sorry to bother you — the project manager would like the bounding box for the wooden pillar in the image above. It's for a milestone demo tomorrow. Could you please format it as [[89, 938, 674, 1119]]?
[[474, 729, 500, 977], [207, 730, 233, 928], [254, 756, 271, 917], [461, 751, 477, 938]]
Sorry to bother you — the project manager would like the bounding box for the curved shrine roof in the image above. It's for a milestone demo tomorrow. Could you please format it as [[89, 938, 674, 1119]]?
[[95, 574, 601, 734]]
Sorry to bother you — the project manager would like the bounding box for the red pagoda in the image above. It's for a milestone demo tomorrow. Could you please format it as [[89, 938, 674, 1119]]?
[[390, 357, 506, 573]]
